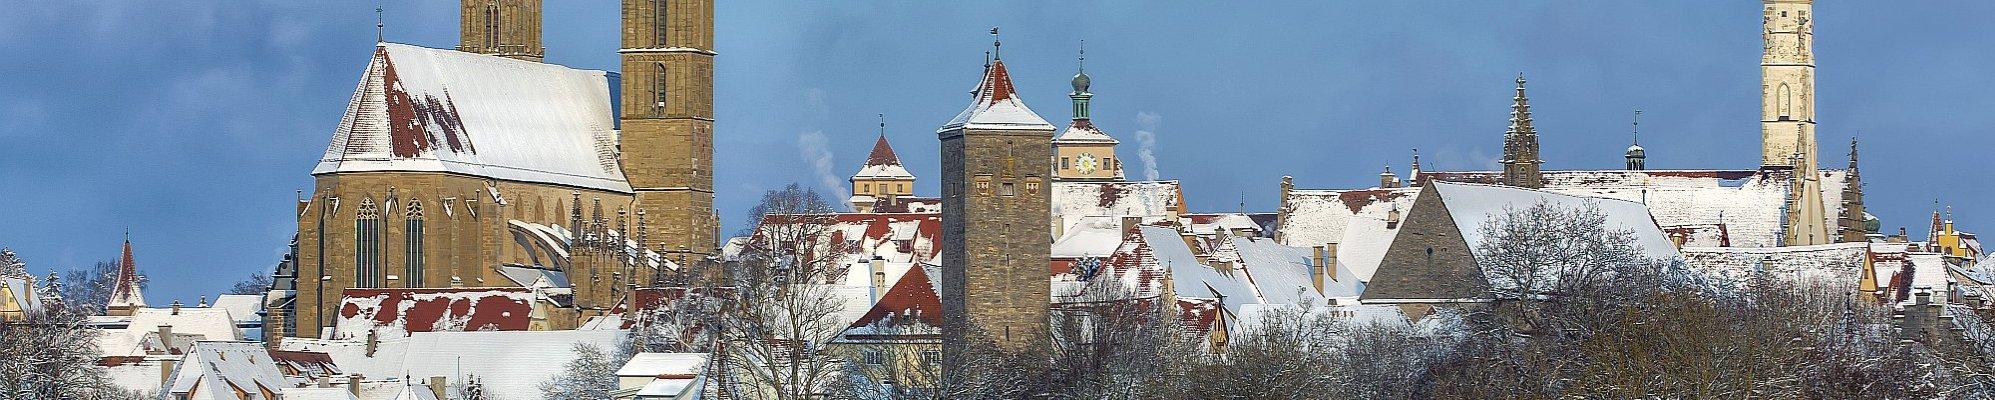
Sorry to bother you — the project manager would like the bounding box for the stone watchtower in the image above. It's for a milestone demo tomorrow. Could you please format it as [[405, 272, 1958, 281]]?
[[939, 36, 1054, 360], [458, 0, 545, 62], [620, 0, 719, 264], [1762, 0, 1831, 245]]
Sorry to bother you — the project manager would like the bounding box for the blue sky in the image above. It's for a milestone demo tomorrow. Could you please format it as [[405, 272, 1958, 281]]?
[[1, 2, 1988, 304]]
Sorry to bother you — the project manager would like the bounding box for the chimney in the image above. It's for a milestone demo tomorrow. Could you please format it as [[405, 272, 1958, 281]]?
[[1310, 246, 1327, 294], [197, 295, 208, 308], [429, 376, 448, 400], [156, 324, 175, 355], [317, 376, 331, 388], [1121, 216, 1142, 236], [1385, 206, 1402, 229], [365, 329, 379, 357], [160, 358, 177, 387], [1324, 242, 1340, 282], [171, 299, 183, 315], [349, 374, 364, 397], [868, 256, 887, 305]]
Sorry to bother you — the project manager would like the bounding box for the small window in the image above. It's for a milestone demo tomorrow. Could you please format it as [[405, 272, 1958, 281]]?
[[1001, 182, 1016, 196], [861, 183, 871, 194], [895, 183, 904, 193], [1061, 157, 1070, 170], [862, 349, 885, 365], [922, 350, 941, 366]]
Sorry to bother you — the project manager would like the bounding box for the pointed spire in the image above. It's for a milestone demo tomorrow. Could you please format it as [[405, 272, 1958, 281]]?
[[1500, 73, 1544, 188], [990, 27, 1002, 60], [865, 125, 902, 166], [107, 235, 147, 315]]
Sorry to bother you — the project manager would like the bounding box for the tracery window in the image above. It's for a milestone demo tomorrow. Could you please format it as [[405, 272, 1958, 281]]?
[[404, 201, 425, 287], [355, 198, 382, 288]]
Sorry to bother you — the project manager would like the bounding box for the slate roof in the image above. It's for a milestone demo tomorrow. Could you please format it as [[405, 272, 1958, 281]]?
[[312, 43, 629, 193]]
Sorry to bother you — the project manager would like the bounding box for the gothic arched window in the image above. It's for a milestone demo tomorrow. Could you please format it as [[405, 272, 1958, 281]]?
[[485, 3, 500, 50], [355, 198, 383, 288], [404, 201, 425, 287], [1776, 83, 1793, 119], [654, 63, 670, 112]]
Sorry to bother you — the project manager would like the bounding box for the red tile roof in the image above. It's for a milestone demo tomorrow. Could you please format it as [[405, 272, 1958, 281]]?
[[848, 265, 942, 329]]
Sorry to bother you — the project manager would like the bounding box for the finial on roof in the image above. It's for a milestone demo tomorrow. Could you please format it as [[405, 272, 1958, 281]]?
[[1632, 109, 1642, 146], [375, 5, 385, 43], [1078, 39, 1086, 72], [878, 113, 887, 138], [1071, 41, 1092, 94], [990, 27, 1001, 60]]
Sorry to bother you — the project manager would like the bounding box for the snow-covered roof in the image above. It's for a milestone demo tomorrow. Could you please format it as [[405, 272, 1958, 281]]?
[[853, 134, 915, 180], [618, 353, 710, 398], [1362, 182, 1681, 303], [940, 59, 1055, 133], [843, 263, 943, 336], [332, 288, 541, 339], [99, 307, 242, 357], [277, 388, 360, 400], [1232, 236, 1359, 300], [0, 277, 39, 314], [312, 43, 630, 193], [1276, 187, 1421, 282], [1680, 242, 1867, 292], [1051, 180, 1182, 234], [209, 294, 264, 323], [1433, 182, 1681, 263], [1051, 216, 1128, 259], [1423, 169, 1851, 248], [109, 239, 147, 310], [1053, 119, 1118, 144], [281, 330, 626, 400], [167, 341, 295, 400]]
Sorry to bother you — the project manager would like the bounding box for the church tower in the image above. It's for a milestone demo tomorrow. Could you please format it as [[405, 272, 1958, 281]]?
[[1053, 44, 1123, 182], [1626, 110, 1646, 170], [621, 0, 718, 266], [458, 0, 545, 62], [1499, 74, 1543, 189], [939, 32, 1054, 362], [1761, 0, 1816, 167], [1763, 0, 1831, 245]]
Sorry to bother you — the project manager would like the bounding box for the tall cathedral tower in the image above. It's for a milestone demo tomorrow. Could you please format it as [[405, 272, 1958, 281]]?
[[1761, 0, 1816, 167], [1763, 0, 1831, 245], [621, 0, 718, 264], [458, 0, 545, 62], [939, 35, 1054, 362]]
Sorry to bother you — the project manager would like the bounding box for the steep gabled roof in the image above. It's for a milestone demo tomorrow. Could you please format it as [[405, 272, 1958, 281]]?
[[847, 264, 942, 330], [853, 134, 915, 180], [168, 341, 293, 400], [941, 59, 1054, 132], [312, 43, 630, 193]]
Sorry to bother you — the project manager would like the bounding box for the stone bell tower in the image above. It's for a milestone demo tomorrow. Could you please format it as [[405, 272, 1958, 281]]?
[[621, 0, 719, 266], [458, 0, 545, 62], [1762, 0, 1830, 245]]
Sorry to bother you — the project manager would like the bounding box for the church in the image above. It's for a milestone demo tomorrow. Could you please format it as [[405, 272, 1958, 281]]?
[[271, 0, 719, 340], [1277, 0, 1861, 268]]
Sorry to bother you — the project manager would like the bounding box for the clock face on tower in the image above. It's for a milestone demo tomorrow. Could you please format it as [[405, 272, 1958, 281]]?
[[1076, 153, 1098, 174]]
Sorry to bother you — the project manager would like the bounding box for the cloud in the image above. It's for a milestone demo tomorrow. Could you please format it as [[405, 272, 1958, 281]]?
[[1134, 111, 1162, 181], [796, 130, 849, 209]]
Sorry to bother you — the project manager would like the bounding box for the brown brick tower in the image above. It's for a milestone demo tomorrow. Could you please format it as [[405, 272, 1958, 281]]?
[[621, 0, 719, 267], [939, 35, 1055, 362], [457, 0, 544, 62]]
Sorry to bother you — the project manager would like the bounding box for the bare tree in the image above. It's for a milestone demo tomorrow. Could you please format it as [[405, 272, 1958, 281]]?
[[539, 342, 630, 400], [704, 183, 857, 400], [60, 259, 136, 316], [226, 272, 272, 295], [1, 296, 139, 399]]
